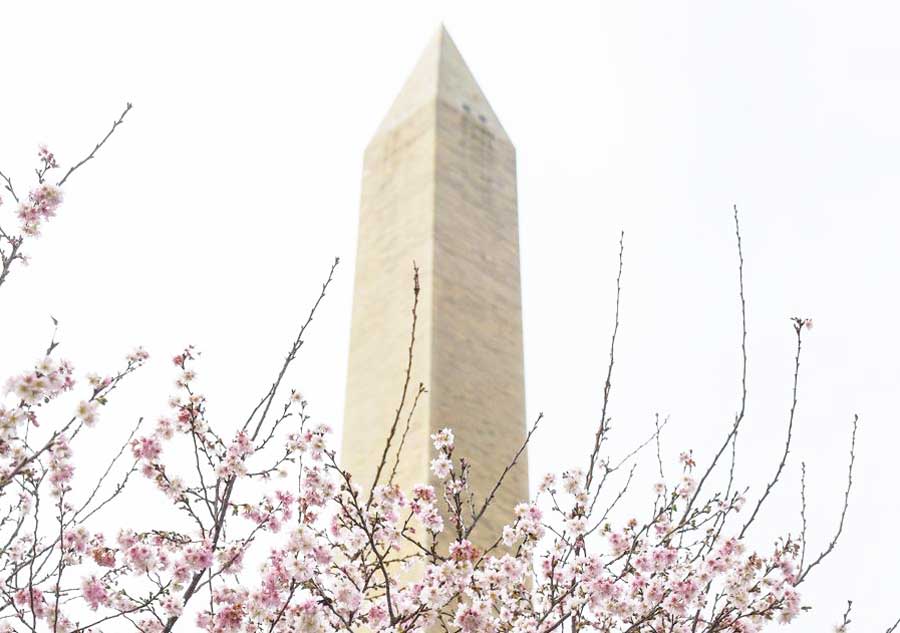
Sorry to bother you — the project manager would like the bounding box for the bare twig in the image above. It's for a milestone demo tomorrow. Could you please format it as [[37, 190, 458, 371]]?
[[585, 231, 624, 490], [836, 600, 852, 633], [466, 412, 543, 538], [799, 461, 808, 571], [387, 382, 426, 487], [654, 414, 666, 485], [57, 103, 133, 187], [797, 414, 858, 585], [45, 315, 60, 356], [74, 417, 144, 520], [584, 463, 637, 537], [681, 205, 749, 523], [588, 415, 669, 516], [886, 614, 900, 633], [369, 263, 420, 500], [739, 317, 805, 538], [0, 169, 19, 203]]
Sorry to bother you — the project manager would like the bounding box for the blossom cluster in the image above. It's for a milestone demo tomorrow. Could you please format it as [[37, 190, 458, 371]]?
[[16, 182, 63, 236], [0, 348, 154, 631], [174, 425, 799, 633], [1, 356, 75, 480], [0, 205, 833, 633], [0, 133, 835, 632], [0, 336, 829, 633]]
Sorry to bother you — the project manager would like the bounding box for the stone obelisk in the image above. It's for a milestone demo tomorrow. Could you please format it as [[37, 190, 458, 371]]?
[[342, 26, 528, 549]]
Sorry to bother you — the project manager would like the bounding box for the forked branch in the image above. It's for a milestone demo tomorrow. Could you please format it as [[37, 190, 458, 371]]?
[[796, 414, 858, 585]]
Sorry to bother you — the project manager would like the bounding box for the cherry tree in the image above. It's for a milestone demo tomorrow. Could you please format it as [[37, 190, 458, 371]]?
[[0, 106, 887, 633]]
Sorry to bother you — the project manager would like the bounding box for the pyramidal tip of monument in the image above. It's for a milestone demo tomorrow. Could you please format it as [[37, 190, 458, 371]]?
[[370, 25, 511, 144]]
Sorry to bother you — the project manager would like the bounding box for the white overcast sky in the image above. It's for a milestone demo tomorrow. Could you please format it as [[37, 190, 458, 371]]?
[[2, 1, 898, 629]]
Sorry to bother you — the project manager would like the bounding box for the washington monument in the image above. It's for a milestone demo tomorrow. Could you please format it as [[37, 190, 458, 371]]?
[[342, 26, 528, 549]]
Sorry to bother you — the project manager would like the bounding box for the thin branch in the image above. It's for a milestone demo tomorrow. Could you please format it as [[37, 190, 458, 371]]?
[[57, 103, 133, 187], [797, 414, 858, 585], [836, 599, 852, 633], [466, 412, 543, 538], [886, 614, 900, 633], [739, 318, 805, 538], [0, 169, 19, 203], [45, 316, 60, 356], [588, 414, 669, 516], [73, 417, 144, 520], [584, 463, 636, 538], [799, 461, 808, 571], [242, 257, 339, 440], [681, 204, 749, 523], [387, 382, 426, 486], [585, 231, 624, 490], [655, 413, 666, 485], [69, 584, 169, 633], [369, 262, 420, 499]]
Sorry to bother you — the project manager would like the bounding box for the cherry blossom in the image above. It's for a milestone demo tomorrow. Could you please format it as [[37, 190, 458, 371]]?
[[0, 113, 875, 633]]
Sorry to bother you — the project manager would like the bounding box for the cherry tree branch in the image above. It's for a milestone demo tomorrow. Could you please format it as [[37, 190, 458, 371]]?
[[796, 414, 858, 585], [585, 231, 624, 491], [57, 103, 133, 187], [370, 262, 420, 499], [739, 318, 805, 538]]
